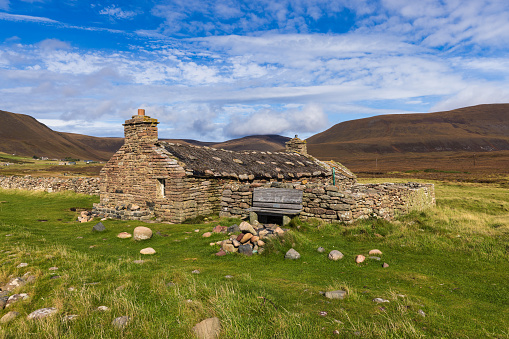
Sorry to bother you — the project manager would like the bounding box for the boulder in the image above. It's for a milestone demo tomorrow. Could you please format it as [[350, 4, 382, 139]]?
[[92, 222, 105, 232], [27, 307, 58, 320], [112, 316, 130, 329], [238, 244, 253, 256], [239, 221, 256, 235], [240, 233, 253, 244], [227, 224, 240, 233], [140, 247, 156, 255], [324, 290, 347, 300], [192, 317, 221, 339], [328, 250, 344, 261], [133, 226, 152, 240], [285, 248, 300, 260], [0, 311, 19, 323], [117, 232, 132, 239]]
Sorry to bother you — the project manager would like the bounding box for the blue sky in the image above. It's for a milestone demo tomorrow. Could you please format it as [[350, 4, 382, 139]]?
[[1, 0, 509, 141]]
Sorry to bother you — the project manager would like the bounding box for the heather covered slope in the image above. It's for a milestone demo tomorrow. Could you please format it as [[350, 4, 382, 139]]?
[[307, 104, 509, 157]]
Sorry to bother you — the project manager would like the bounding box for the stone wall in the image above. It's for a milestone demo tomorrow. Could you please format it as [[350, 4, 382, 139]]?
[[219, 181, 435, 223], [0, 175, 100, 195]]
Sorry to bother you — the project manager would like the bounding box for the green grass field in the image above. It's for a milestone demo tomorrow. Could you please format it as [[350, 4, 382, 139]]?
[[0, 181, 508, 338]]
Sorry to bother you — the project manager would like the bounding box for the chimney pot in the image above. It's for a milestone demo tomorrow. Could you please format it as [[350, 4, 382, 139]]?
[[138, 109, 145, 116]]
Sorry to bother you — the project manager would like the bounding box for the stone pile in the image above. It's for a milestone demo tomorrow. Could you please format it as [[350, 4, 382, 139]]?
[[214, 221, 287, 256]]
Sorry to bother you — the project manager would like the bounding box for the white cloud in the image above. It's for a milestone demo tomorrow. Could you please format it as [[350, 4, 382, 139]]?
[[0, 12, 58, 23], [99, 5, 138, 20], [224, 104, 328, 137]]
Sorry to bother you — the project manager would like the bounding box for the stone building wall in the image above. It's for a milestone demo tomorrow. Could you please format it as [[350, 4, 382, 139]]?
[[219, 181, 435, 223], [0, 175, 100, 195]]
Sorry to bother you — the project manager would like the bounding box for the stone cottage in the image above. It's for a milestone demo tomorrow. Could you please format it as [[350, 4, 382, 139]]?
[[94, 110, 435, 224]]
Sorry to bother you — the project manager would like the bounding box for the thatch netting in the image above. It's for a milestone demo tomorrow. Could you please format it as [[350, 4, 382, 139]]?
[[158, 142, 332, 179]]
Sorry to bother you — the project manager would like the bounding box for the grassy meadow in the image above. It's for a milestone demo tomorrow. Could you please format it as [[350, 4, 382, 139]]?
[[0, 180, 508, 338]]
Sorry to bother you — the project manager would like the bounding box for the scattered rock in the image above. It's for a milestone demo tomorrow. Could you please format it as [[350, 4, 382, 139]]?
[[225, 275, 233, 279], [372, 298, 389, 303], [133, 226, 152, 240], [27, 307, 58, 320], [117, 232, 132, 239], [50, 275, 60, 279], [92, 222, 105, 232], [325, 290, 347, 300], [62, 314, 79, 321], [202, 232, 212, 238], [223, 243, 237, 253], [112, 316, 130, 329], [355, 255, 365, 263], [3, 277, 26, 291], [0, 296, 9, 309], [97, 306, 110, 311], [328, 250, 344, 261], [0, 311, 19, 323], [212, 225, 226, 233], [317, 247, 325, 253], [17, 263, 28, 268], [285, 248, 300, 260], [215, 249, 227, 256], [6, 293, 29, 307], [194, 229, 200, 233], [418, 309, 426, 317], [192, 270, 200, 274], [274, 227, 285, 236], [382, 263, 389, 268], [368, 249, 383, 256], [133, 260, 144, 264], [140, 247, 156, 255], [319, 311, 328, 316], [192, 317, 221, 339], [68, 287, 76, 292], [369, 256, 381, 261], [48, 267, 58, 270]]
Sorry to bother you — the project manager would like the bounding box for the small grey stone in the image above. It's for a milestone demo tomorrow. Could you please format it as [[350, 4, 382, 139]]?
[[372, 298, 389, 303], [192, 270, 200, 274], [382, 262, 389, 268], [133, 260, 144, 264], [317, 247, 325, 253], [62, 314, 79, 321], [112, 316, 130, 329], [17, 263, 28, 268], [225, 275, 233, 279], [97, 306, 110, 311], [369, 256, 381, 261], [192, 317, 221, 339], [328, 250, 344, 261], [48, 267, 58, 270], [166, 282, 175, 287], [285, 248, 300, 260], [6, 293, 29, 306], [92, 222, 105, 232], [27, 307, 58, 320], [418, 309, 426, 317], [325, 290, 347, 300], [0, 311, 19, 323]]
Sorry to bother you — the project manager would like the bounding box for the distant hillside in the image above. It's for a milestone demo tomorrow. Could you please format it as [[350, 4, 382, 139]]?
[[307, 104, 509, 160], [0, 110, 289, 161], [0, 110, 118, 161]]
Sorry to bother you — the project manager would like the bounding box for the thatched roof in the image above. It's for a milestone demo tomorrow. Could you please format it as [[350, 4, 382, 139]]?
[[157, 142, 332, 180]]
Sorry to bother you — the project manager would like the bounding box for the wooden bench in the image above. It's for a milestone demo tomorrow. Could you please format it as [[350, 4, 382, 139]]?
[[248, 188, 303, 225]]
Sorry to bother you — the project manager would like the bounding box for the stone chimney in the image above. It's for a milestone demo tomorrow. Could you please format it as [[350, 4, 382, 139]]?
[[123, 109, 159, 144], [285, 135, 307, 155]]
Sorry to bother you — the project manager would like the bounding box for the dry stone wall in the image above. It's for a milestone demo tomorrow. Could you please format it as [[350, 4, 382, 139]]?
[[0, 175, 100, 195], [220, 181, 435, 223]]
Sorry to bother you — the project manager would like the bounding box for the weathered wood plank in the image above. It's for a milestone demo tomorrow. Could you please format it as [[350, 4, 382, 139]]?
[[252, 188, 303, 204]]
